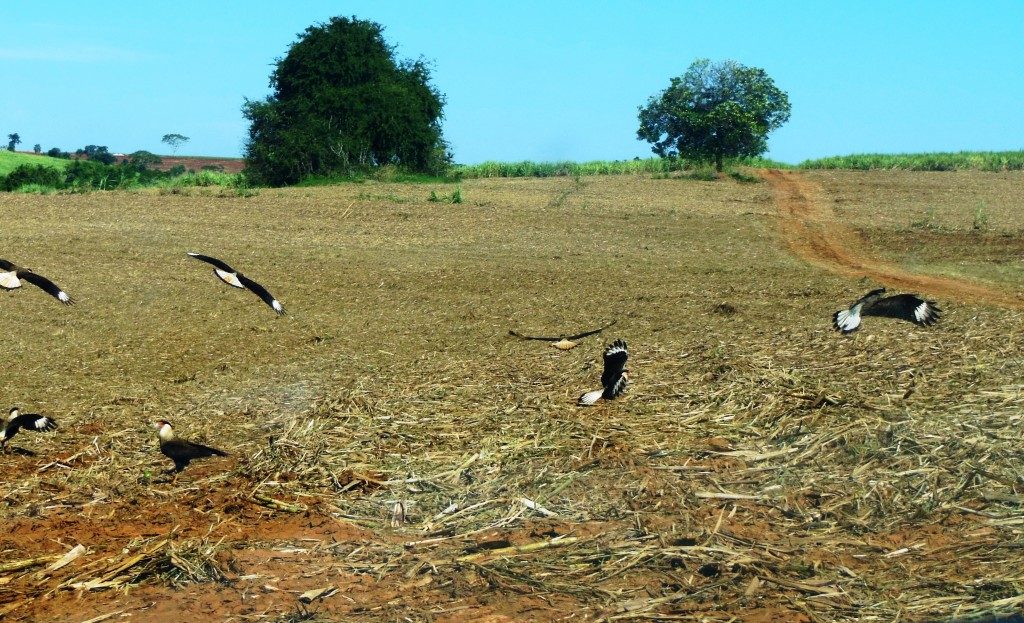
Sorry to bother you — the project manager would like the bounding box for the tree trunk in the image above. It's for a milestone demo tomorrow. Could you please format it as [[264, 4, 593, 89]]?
[[715, 153, 723, 172]]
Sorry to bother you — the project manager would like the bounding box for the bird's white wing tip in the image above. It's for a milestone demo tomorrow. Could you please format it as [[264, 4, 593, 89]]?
[[578, 389, 603, 406]]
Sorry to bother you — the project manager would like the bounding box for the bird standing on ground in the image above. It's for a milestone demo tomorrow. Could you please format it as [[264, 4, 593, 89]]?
[[153, 419, 228, 473], [1, 407, 58, 451], [186, 252, 285, 315], [578, 339, 630, 406], [0, 259, 74, 305], [832, 287, 941, 334]]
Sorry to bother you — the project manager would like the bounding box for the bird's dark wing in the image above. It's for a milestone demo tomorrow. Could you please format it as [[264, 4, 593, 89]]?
[[0, 259, 18, 271], [863, 294, 941, 326], [8, 413, 58, 435], [237, 274, 285, 315], [164, 439, 228, 461], [600, 339, 629, 388], [852, 287, 887, 308], [509, 320, 617, 342], [508, 329, 561, 341], [565, 320, 618, 341], [18, 272, 74, 305], [183, 440, 229, 458], [187, 252, 236, 273], [602, 373, 628, 400]]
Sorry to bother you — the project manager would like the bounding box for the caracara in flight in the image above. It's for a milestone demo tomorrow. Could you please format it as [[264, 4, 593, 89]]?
[[0, 259, 74, 305], [186, 252, 285, 315], [833, 288, 941, 334], [1, 407, 58, 450], [578, 339, 629, 406], [153, 420, 228, 473], [509, 320, 617, 350]]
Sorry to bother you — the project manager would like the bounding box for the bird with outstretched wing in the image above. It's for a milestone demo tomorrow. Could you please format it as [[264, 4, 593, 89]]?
[[0, 259, 74, 305], [187, 252, 285, 315], [578, 339, 630, 406], [509, 320, 617, 350], [833, 287, 940, 334]]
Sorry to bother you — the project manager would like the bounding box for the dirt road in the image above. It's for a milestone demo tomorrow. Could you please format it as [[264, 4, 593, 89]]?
[[762, 169, 1024, 308]]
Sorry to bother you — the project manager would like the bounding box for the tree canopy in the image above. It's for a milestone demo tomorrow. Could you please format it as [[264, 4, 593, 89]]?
[[243, 16, 449, 186], [161, 133, 190, 155], [637, 59, 790, 172]]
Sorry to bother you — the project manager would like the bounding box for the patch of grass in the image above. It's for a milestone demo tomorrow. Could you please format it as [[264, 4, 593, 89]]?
[[454, 157, 687, 178], [427, 185, 462, 203], [973, 201, 989, 231], [0, 150, 69, 176], [799, 150, 1024, 171], [910, 206, 941, 231], [11, 183, 57, 194], [727, 169, 761, 183], [685, 167, 720, 181], [356, 191, 409, 203], [298, 166, 456, 186]]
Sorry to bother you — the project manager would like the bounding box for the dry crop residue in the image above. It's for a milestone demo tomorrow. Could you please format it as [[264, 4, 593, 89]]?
[[762, 168, 1024, 308]]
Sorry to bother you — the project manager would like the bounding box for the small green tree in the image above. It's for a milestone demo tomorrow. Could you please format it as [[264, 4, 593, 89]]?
[[33, 143, 41, 154], [161, 133, 190, 155], [637, 59, 790, 172], [7, 133, 20, 152], [243, 16, 449, 186], [76, 145, 116, 165], [126, 150, 163, 171]]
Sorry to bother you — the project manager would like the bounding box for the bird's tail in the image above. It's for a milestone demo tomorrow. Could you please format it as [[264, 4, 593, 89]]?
[[578, 389, 604, 406], [832, 307, 861, 333]]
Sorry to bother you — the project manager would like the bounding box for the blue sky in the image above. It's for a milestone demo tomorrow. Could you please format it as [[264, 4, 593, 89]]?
[[2, 2, 1022, 164]]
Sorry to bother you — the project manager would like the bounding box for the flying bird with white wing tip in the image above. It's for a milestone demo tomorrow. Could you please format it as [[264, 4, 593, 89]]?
[[186, 252, 285, 315], [578, 339, 630, 406], [1, 407, 58, 451], [153, 419, 229, 473], [0, 259, 74, 305], [833, 288, 941, 334]]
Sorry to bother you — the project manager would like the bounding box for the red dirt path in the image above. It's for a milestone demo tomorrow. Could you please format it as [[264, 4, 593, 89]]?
[[761, 169, 1024, 309]]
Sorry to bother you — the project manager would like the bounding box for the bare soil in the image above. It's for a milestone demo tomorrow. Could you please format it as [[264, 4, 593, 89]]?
[[2, 173, 1023, 622], [762, 169, 1024, 308]]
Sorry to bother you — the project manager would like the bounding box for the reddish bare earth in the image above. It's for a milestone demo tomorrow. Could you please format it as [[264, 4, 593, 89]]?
[[3, 174, 1023, 622], [762, 169, 1024, 309], [139, 155, 245, 174], [113, 154, 246, 173]]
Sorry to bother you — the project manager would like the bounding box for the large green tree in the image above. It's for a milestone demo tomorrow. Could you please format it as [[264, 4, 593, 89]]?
[[637, 59, 790, 172], [243, 16, 449, 186]]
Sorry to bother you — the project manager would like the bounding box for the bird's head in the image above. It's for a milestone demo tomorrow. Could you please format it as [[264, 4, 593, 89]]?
[[153, 419, 174, 441]]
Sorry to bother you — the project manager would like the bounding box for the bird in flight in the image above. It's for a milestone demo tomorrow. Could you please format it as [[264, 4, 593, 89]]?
[[153, 419, 229, 473], [578, 339, 630, 406], [833, 288, 940, 334], [1, 407, 58, 451], [187, 252, 285, 315], [0, 259, 74, 305], [509, 320, 617, 350]]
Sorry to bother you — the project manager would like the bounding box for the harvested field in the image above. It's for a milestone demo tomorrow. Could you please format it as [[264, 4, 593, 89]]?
[[1, 172, 1023, 622]]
